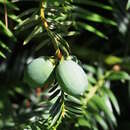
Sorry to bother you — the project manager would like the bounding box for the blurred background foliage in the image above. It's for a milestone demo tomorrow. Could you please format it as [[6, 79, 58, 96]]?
[[0, 0, 130, 130]]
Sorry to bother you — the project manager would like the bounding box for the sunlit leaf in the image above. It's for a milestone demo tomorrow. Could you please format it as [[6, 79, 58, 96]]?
[[73, 0, 113, 11], [105, 55, 122, 65], [77, 22, 108, 39], [103, 87, 120, 114], [77, 118, 91, 128], [0, 51, 6, 59], [23, 26, 43, 45], [108, 71, 130, 80], [95, 114, 108, 130], [73, 7, 116, 25], [0, 41, 11, 52], [92, 95, 117, 125], [14, 15, 40, 30], [0, 21, 16, 41], [126, 0, 130, 10], [0, 0, 19, 10]]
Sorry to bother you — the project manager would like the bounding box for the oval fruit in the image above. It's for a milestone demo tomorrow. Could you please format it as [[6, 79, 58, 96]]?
[[56, 60, 88, 96], [24, 57, 55, 88]]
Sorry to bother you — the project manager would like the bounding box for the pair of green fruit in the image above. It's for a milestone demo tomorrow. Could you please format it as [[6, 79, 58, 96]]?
[[24, 56, 88, 96]]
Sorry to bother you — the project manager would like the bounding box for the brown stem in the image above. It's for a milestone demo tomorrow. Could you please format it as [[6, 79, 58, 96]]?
[[40, 0, 63, 59], [4, 0, 8, 28]]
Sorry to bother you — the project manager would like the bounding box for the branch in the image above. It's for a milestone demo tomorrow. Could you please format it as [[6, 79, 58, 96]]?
[[40, 0, 63, 59], [40, 0, 48, 29], [83, 72, 110, 107]]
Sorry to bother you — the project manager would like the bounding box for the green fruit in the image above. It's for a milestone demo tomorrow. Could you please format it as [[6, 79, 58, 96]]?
[[24, 57, 55, 88], [56, 59, 88, 96]]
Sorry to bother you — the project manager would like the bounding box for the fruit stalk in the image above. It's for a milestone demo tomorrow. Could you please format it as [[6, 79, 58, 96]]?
[[40, 0, 63, 59]]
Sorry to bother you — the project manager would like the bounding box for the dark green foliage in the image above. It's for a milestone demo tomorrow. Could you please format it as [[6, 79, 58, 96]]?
[[0, 0, 130, 130]]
